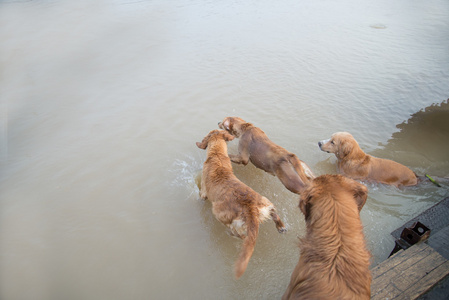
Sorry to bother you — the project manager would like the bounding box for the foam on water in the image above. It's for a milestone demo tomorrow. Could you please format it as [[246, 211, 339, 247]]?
[[169, 155, 203, 198]]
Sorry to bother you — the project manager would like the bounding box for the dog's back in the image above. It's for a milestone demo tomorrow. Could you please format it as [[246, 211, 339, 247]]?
[[320, 132, 417, 187], [367, 155, 418, 186], [283, 175, 371, 300], [219, 117, 315, 193], [241, 126, 314, 185], [197, 129, 285, 278], [204, 153, 281, 277]]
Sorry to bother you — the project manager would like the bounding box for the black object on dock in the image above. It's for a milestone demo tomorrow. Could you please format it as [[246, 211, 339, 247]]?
[[389, 221, 431, 257], [372, 197, 449, 299]]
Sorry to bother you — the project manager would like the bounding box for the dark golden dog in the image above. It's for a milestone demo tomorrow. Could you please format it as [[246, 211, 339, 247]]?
[[218, 117, 315, 194], [282, 174, 371, 300], [319, 132, 418, 187], [196, 130, 286, 279]]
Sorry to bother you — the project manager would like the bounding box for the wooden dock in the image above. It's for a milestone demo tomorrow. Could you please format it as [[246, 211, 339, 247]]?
[[371, 197, 449, 299], [371, 242, 449, 299]]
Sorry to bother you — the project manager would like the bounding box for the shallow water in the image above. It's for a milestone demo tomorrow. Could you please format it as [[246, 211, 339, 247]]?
[[1, 0, 449, 299]]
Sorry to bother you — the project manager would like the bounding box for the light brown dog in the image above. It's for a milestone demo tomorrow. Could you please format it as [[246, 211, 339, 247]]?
[[319, 132, 418, 187], [218, 117, 315, 194], [282, 174, 371, 300], [196, 129, 287, 279]]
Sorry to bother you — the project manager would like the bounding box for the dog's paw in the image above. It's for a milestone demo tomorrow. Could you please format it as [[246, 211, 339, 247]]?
[[278, 227, 287, 233], [199, 190, 207, 200]]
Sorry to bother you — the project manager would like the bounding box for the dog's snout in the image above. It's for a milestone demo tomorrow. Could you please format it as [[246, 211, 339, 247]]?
[[318, 141, 325, 150], [318, 139, 330, 151]]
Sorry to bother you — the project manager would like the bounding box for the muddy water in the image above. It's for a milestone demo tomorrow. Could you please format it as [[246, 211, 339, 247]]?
[[1, 0, 449, 299]]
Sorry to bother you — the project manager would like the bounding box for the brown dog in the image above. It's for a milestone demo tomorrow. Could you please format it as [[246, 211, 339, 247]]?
[[319, 132, 418, 187], [282, 174, 371, 300], [218, 117, 315, 194], [196, 129, 287, 279]]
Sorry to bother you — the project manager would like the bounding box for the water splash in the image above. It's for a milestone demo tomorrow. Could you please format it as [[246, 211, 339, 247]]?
[[169, 154, 203, 199]]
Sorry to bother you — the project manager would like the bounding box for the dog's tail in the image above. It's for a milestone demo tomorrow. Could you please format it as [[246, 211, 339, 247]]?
[[234, 210, 259, 279], [288, 154, 315, 184]]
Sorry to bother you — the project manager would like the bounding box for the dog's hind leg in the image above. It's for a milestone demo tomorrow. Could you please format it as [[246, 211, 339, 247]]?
[[259, 197, 287, 233], [270, 208, 287, 233], [288, 154, 315, 182], [276, 162, 304, 194]]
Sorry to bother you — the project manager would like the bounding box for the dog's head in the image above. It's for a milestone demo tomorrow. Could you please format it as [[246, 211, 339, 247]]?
[[299, 174, 368, 220], [218, 117, 251, 138], [196, 129, 235, 150], [318, 132, 359, 159]]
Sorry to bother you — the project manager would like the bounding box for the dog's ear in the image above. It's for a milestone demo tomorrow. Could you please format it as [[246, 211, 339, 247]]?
[[197, 131, 215, 150], [222, 131, 235, 142], [353, 182, 368, 212], [196, 141, 207, 149], [338, 139, 352, 159]]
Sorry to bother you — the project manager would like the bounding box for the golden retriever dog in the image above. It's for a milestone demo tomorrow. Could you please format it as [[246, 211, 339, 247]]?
[[218, 117, 315, 194], [282, 174, 371, 300], [196, 129, 287, 279], [319, 132, 418, 187]]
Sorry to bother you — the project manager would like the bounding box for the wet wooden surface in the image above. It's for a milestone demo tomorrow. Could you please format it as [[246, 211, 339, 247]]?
[[371, 243, 449, 300]]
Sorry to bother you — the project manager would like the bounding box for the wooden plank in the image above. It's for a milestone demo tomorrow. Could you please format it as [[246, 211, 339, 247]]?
[[371, 243, 429, 279], [399, 250, 446, 284], [371, 249, 404, 279], [371, 281, 402, 300], [396, 261, 449, 300], [371, 268, 400, 298], [393, 243, 435, 274], [384, 250, 446, 295], [371, 243, 430, 295], [370, 243, 449, 299]]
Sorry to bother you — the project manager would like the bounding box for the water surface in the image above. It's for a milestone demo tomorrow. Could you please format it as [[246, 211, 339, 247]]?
[[1, 0, 449, 299]]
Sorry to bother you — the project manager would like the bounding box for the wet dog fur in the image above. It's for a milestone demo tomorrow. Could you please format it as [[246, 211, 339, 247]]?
[[196, 129, 286, 279], [218, 117, 315, 194], [319, 132, 418, 187], [282, 174, 371, 300]]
